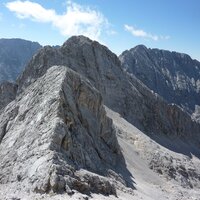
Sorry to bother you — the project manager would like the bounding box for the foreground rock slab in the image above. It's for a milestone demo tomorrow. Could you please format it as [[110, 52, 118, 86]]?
[[0, 66, 129, 196]]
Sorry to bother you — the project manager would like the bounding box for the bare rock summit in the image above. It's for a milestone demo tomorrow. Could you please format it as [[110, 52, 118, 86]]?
[[119, 45, 200, 114], [0, 36, 200, 199]]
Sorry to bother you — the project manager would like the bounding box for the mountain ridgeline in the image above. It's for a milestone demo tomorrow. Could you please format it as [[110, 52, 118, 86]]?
[[119, 45, 200, 114], [0, 36, 200, 199], [0, 38, 41, 83], [16, 36, 200, 138]]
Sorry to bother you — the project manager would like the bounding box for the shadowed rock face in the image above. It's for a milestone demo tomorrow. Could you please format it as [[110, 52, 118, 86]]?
[[0, 66, 126, 195], [119, 45, 200, 114], [0, 38, 41, 83], [0, 81, 17, 111]]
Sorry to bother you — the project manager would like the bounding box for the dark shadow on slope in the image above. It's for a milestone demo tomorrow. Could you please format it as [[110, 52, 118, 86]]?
[[114, 154, 136, 189], [56, 67, 136, 194], [146, 132, 200, 159], [124, 73, 200, 160]]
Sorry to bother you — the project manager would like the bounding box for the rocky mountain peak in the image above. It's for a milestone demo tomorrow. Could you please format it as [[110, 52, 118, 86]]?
[[17, 35, 121, 96], [62, 35, 93, 47], [132, 44, 148, 52], [0, 38, 40, 47], [15, 37, 200, 140], [120, 45, 148, 60], [120, 45, 200, 113], [61, 35, 120, 65], [1, 36, 200, 199]]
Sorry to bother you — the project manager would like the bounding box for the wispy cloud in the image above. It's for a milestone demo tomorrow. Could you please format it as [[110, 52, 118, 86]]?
[[124, 24, 170, 41], [6, 0, 110, 41], [106, 29, 117, 35]]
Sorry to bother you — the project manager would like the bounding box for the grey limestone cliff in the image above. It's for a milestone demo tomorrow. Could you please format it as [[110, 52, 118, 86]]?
[[0, 65, 128, 195], [17, 36, 200, 139], [119, 45, 200, 114], [0, 36, 200, 198]]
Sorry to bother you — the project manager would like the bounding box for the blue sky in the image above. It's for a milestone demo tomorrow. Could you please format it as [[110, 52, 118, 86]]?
[[0, 0, 200, 60]]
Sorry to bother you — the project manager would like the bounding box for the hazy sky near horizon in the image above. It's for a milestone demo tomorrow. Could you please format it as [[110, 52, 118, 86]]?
[[0, 0, 200, 60]]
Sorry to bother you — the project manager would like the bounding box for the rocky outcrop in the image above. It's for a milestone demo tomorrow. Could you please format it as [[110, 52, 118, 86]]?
[[119, 45, 200, 113], [0, 65, 127, 195], [107, 106, 200, 199], [0, 81, 17, 111], [149, 151, 200, 189], [16, 36, 200, 139], [0, 38, 41, 83]]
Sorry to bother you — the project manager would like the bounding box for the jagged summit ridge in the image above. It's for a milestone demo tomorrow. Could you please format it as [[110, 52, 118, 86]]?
[[120, 45, 200, 113], [17, 35, 120, 94], [62, 35, 93, 46], [16, 35, 200, 138]]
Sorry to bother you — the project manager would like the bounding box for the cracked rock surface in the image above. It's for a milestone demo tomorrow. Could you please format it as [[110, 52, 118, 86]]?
[[0, 36, 200, 200], [0, 66, 126, 196], [119, 45, 200, 114]]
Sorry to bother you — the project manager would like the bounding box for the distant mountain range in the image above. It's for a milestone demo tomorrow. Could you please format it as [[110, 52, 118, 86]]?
[[0, 38, 41, 83], [119, 45, 200, 114]]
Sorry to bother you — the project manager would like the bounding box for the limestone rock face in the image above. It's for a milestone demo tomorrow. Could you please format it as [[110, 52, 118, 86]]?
[[17, 36, 200, 139], [0, 38, 41, 83], [17, 36, 124, 115], [1, 36, 200, 198], [119, 45, 200, 113], [0, 66, 122, 195]]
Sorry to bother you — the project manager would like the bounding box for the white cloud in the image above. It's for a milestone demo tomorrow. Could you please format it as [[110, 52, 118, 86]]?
[[6, 0, 109, 41], [124, 24, 170, 41]]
